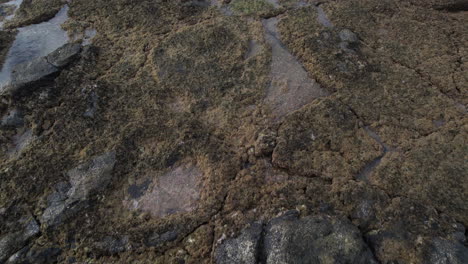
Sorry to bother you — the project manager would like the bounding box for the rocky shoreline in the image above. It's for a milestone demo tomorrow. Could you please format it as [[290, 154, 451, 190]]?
[[0, 0, 466, 263]]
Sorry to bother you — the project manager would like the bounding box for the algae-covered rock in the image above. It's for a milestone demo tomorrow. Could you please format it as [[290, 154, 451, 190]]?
[[0, 0, 465, 263]]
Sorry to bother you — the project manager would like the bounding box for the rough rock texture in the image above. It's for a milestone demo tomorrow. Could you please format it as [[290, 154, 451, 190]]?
[[41, 151, 116, 228], [216, 212, 378, 264], [215, 222, 263, 264], [0, 217, 40, 263], [0, 0, 466, 263]]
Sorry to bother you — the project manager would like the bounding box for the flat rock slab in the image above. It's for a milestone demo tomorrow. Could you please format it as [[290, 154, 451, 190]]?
[[124, 163, 203, 217], [7, 56, 58, 93], [2, 42, 81, 96], [46, 43, 81, 68]]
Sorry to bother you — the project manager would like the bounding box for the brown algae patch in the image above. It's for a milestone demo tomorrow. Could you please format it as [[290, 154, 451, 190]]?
[[263, 17, 329, 119], [124, 163, 203, 217]]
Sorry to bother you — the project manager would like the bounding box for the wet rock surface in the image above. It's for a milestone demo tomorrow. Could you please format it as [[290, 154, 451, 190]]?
[[0, 0, 466, 263], [3, 42, 81, 95]]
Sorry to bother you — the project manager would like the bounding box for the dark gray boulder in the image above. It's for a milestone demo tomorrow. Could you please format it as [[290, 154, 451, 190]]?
[[426, 238, 468, 264], [216, 212, 378, 264], [215, 222, 263, 264], [263, 214, 378, 264]]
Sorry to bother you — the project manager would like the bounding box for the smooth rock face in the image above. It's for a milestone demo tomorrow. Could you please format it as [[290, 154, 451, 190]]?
[[216, 213, 378, 264], [41, 152, 116, 228], [145, 230, 179, 247], [0, 218, 40, 263]]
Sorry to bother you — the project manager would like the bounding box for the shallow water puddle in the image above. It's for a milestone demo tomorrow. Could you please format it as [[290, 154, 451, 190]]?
[[0, 5, 69, 88], [124, 163, 203, 217], [263, 17, 329, 119], [356, 127, 393, 181]]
